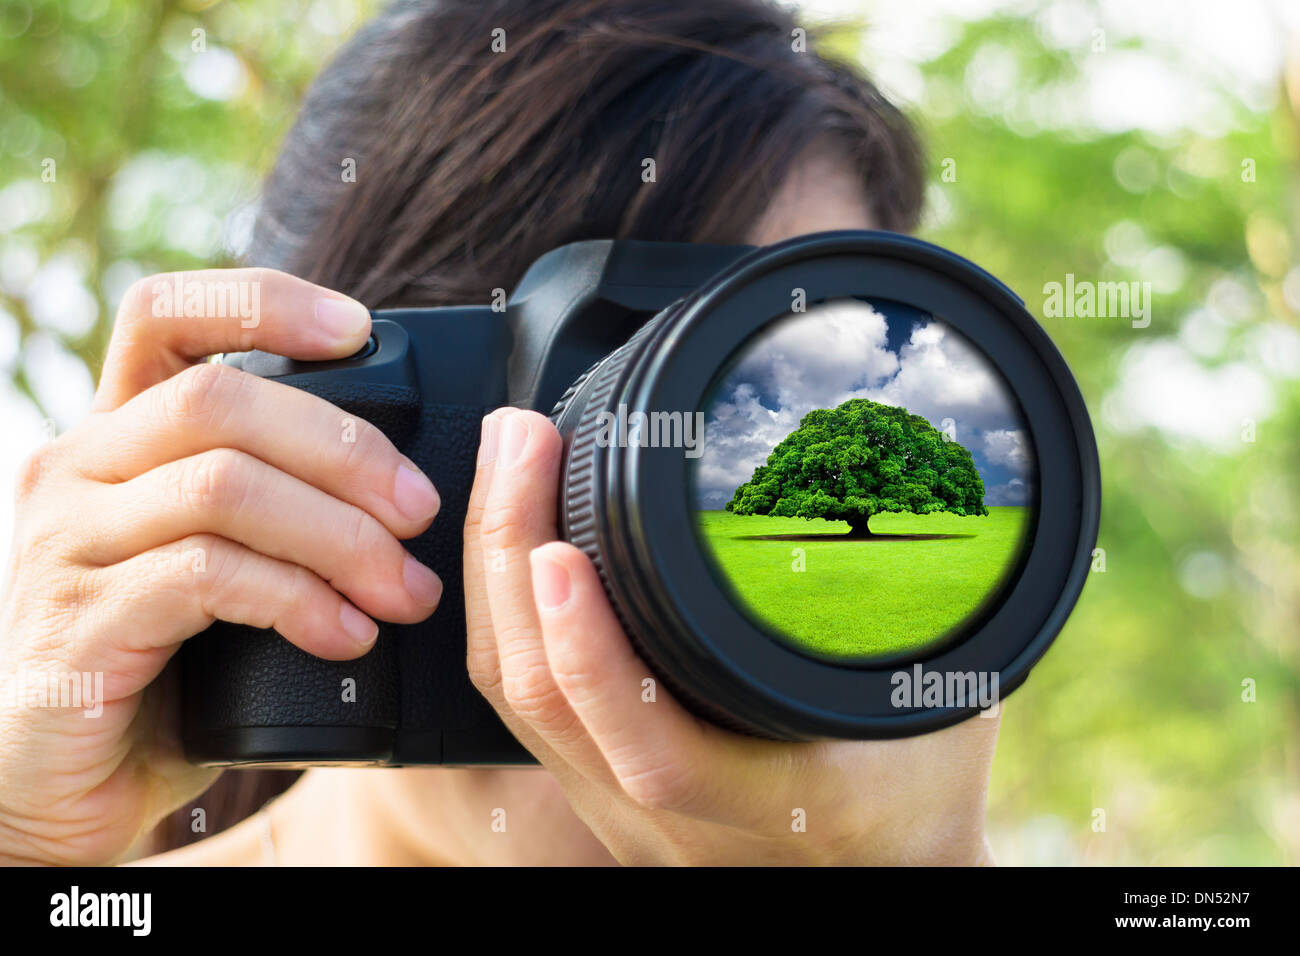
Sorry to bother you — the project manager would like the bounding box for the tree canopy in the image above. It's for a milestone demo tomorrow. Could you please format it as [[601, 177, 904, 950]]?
[[725, 399, 987, 535]]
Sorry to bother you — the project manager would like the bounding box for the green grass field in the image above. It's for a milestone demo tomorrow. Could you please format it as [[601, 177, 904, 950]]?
[[696, 507, 1031, 659]]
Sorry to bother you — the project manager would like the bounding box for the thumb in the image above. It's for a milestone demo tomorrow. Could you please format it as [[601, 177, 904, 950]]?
[[94, 267, 370, 411]]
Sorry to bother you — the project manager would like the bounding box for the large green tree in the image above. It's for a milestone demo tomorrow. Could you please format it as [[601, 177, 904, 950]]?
[[725, 399, 987, 536]]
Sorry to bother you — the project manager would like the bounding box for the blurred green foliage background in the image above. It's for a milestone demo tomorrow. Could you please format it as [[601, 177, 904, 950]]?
[[1, 0, 1296, 864]]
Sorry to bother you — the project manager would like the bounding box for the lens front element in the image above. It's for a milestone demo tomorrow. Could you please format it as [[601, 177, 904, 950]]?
[[691, 298, 1037, 663]]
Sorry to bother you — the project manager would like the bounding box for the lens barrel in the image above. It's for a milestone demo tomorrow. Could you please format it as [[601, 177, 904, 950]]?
[[550, 230, 1100, 739]]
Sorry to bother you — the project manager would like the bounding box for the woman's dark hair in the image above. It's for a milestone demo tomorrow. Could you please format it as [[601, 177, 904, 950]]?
[[155, 0, 923, 852]]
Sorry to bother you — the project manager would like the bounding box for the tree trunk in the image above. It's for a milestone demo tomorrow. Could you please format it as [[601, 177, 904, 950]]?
[[845, 514, 873, 537]]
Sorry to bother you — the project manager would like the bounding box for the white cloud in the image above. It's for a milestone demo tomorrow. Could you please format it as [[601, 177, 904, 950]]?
[[857, 320, 1016, 434], [695, 383, 801, 499], [985, 478, 1033, 506], [983, 428, 1030, 469], [727, 299, 899, 412]]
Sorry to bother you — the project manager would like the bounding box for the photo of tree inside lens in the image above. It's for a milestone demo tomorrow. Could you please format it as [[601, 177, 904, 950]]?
[[691, 298, 1037, 662]]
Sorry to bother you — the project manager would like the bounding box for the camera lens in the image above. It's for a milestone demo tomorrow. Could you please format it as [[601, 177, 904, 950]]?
[[550, 230, 1098, 740], [691, 298, 1037, 665]]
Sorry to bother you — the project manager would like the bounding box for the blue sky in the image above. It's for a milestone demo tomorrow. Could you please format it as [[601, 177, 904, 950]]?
[[692, 298, 1036, 511]]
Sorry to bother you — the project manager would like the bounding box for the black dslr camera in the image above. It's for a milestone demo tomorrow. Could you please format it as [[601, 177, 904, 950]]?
[[180, 230, 1099, 767]]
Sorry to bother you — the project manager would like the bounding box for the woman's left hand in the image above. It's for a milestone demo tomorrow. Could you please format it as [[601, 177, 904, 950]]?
[[463, 407, 1001, 866]]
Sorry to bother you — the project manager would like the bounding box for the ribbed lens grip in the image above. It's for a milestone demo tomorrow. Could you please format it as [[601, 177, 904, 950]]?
[[548, 310, 778, 738], [551, 312, 667, 593]]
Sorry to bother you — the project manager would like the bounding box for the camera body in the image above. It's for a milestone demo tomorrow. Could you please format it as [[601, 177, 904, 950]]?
[[180, 239, 754, 766], [181, 230, 1100, 767]]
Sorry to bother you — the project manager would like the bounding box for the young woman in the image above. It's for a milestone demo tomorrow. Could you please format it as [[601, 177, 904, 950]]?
[[0, 0, 999, 866]]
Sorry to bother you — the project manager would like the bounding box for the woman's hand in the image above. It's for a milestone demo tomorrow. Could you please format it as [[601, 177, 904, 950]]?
[[0, 269, 443, 865], [464, 407, 1000, 865]]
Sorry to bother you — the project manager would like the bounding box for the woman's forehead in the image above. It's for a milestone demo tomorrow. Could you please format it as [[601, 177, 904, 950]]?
[[746, 148, 876, 245]]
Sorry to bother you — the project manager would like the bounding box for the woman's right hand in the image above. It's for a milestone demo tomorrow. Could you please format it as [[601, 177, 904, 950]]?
[[0, 268, 444, 865]]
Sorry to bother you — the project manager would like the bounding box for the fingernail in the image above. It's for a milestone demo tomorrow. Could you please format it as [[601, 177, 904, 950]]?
[[531, 551, 571, 610], [500, 414, 529, 467], [315, 297, 370, 342], [339, 602, 379, 648], [403, 553, 443, 608], [478, 414, 500, 465], [394, 463, 440, 522]]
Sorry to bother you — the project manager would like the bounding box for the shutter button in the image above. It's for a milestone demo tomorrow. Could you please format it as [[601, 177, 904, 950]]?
[[348, 335, 379, 360]]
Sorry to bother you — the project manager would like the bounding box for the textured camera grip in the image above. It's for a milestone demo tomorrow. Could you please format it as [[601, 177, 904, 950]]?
[[179, 382, 421, 763]]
